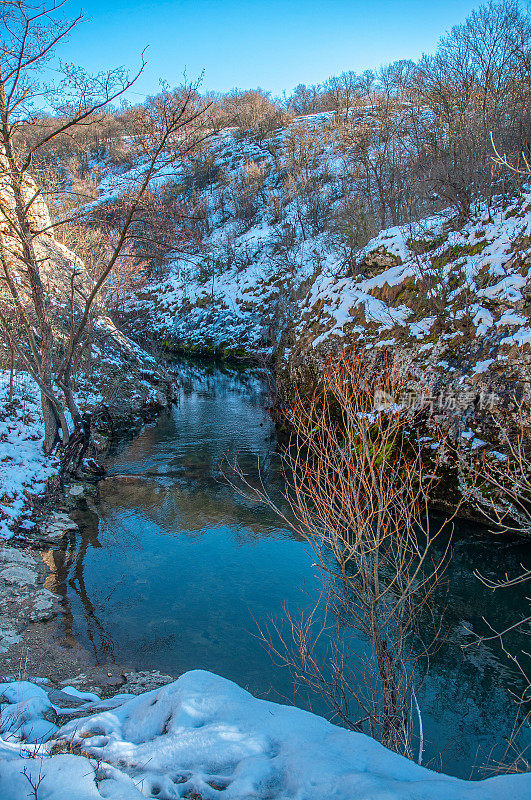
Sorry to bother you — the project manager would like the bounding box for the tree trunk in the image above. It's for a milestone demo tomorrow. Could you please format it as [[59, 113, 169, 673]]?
[[41, 393, 61, 455], [8, 344, 14, 403], [62, 365, 83, 427]]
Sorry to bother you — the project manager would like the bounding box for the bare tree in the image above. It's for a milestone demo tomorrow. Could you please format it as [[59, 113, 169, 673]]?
[[288, 83, 325, 116], [0, 1, 210, 456], [323, 71, 361, 122], [416, 0, 531, 219]]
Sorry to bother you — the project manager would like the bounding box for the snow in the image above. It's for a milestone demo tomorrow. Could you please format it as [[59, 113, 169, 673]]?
[[500, 326, 531, 347], [0, 681, 58, 743], [473, 306, 495, 336], [480, 274, 527, 303], [294, 190, 531, 360], [461, 429, 487, 450], [496, 312, 527, 327], [60, 686, 101, 703], [0, 671, 529, 799], [95, 111, 531, 371], [410, 317, 436, 339], [0, 372, 59, 539], [472, 359, 495, 375], [0, 305, 165, 539]]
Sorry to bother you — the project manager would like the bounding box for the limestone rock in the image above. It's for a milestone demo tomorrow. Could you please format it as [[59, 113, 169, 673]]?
[[356, 245, 402, 275]]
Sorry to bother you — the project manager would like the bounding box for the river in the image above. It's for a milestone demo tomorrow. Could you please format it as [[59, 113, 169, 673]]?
[[46, 357, 530, 779]]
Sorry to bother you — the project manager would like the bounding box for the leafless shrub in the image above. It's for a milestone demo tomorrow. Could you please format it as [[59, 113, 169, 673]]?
[[228, 351, 457, 760], [22, 764, 44, 798], [208, 88, 290, 140]]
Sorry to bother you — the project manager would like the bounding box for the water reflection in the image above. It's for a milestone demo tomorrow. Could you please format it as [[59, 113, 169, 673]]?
[[46, 357, 529, 779], [43, 529, 116, 661]]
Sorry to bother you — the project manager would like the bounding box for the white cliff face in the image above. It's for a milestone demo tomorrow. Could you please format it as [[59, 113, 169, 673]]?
[[0, 154, 93, 313], [0, 151, 54, 238]]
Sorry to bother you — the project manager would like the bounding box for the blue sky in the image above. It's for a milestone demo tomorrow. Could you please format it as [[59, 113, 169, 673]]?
[[55, 1, 480, 100]]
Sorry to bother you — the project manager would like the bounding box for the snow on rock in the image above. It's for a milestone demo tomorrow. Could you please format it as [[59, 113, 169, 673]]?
[[281, 190, 531, 463], [299, 191, 531, 355], [0, 671, 529, 799]]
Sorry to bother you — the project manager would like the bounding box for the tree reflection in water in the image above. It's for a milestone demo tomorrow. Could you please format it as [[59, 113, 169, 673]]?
[[42, 517, 116, 663]]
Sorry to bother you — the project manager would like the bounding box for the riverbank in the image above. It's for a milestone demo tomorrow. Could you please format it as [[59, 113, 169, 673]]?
[[0, 354, 529, 787], [126, 186, 531, 512], [0, 669, 530, 799], [0, 467, 182, 699], [0, 327, 180, 690]]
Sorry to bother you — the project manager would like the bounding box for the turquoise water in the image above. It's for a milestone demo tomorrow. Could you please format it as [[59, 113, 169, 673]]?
[[51, 358, 529, 778]]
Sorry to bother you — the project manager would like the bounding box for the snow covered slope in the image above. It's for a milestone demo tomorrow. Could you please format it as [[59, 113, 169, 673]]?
[[0, 373, 59, 539], [123, 111, 531, 456], [281, 191, 531, 461], [121, 114, 352, 358], [0, 670, 529, 799], [296, 192, 531, 354], [116, 111, 531, 386]]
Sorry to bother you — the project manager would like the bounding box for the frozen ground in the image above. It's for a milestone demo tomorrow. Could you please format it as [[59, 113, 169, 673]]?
[[0, 315, 169, 539], [0, 670, 529, 799], [0, 372, 59, 540], [116, 110, 531, 373], [300, 191, 531, 352]]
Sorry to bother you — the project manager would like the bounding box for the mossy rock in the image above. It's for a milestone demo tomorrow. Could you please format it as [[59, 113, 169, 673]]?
[[356, 246, 402, 276], [431, 241, 487, 269], [407, 235, 445, 255]]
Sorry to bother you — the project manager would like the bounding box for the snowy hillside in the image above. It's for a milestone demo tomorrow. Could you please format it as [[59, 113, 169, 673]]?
[[0, 373, 59, 539], [115, 115, 531, 382], [120, 111, 389, 357], [0, 670, 529, 800], [279, 191, 531, 464], [108, 111, 531, 467], [296, 192, 531, 354]]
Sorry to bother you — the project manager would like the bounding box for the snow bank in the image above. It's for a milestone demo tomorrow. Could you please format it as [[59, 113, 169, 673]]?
[[0, 372, 59, 539], [0, 671, 529, 799]]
